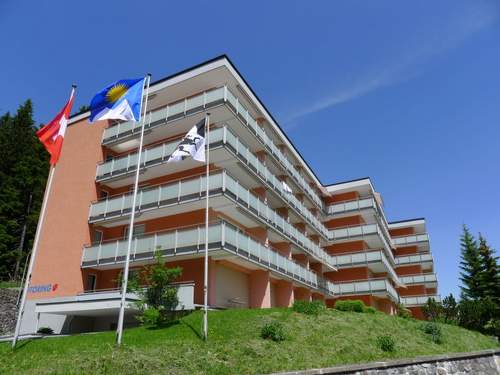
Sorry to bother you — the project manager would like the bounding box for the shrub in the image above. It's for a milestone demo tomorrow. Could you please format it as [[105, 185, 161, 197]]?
[[457, 298, 498, 334], [422, 297, 443, 321], [363, 306, 377, 314], [396, 304, 412, 319], [260, 321, 286, 342], [484, 319, 500, 338], [37, 327, 53, 335], [335, 300, 365, 312], [292, 300, 326, 315], [376, 335, 395, 352], [421, 322, 442, 344], [140, 307, 161, 326]]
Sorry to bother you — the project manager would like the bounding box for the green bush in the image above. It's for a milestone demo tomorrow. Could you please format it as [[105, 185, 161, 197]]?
[[421, 322, 442, 344], [260, 321, 286, 342], [458, 298, 498, 334], [484, 319, 500, 338], [377, 335, 395, 352], [363, 306, 377, 314], [292, 300, 326, 315], [334, 300, 365, 312], [140, 307, 161, 326], [396, 304, 412, 319], [37, 327, 53, 335]]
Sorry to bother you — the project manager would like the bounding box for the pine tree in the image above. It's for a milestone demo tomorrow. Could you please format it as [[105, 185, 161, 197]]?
[[477, 234, 500, 304], [0, 100, 49, 280], [459, 225, 483, 300]]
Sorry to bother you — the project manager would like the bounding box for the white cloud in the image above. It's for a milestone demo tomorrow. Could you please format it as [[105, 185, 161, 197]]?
[[284, 1, 500, 127]]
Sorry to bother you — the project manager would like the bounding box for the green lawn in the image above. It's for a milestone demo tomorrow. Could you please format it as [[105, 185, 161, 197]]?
[[0, 308, 497, 375], [0, 281, 20, 289]]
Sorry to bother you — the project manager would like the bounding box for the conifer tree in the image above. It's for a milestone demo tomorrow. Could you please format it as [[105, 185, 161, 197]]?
[[459, 225, 483, 300], [0, 101, 49, 280], [477, 234, 500, 304]]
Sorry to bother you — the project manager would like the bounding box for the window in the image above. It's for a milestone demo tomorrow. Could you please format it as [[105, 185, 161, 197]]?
[[93, 230, 103, 244], [86, 274, 97, 292], [123, 224, 145, 239]]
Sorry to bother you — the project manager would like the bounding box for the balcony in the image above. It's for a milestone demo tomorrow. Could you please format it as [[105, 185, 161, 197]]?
[[96, 126, 328, 239], [89, 171, 336, 269], [81, 221, 335, 296], [333, 278, 399, 302], [401, 295, 441, 307], [327, 197, 377, 215], [101, 86, 324, 211], [395, 253, 433, 265], [328, 223, 395, 264], [392, 233, 429, 246], [330, 250, 402, 286], [399, 273, 438, 286]]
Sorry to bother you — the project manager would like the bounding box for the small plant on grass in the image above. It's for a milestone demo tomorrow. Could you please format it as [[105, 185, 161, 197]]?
[[421, 322, 443, 344], [260, 321, 286, 342], [377, 335, 395, 352], [363, 306, 377, 314], [334, 299, 365, 312], [396, 303, 412, 319], [292, 300, 326, 315], [37, 327, 53, 335]]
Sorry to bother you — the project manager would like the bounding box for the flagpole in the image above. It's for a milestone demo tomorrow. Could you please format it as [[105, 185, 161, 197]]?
[[12, 85, 76, 349], [203, 113, 210, 341], [12, 165, 56, 348], [116, 74, 151, 346]]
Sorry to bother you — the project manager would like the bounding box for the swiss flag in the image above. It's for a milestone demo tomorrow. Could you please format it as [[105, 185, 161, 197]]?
[[36, 88, 75, 165]]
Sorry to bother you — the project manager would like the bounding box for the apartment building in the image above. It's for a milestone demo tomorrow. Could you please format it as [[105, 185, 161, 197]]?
[[21, 55, 438, 334]]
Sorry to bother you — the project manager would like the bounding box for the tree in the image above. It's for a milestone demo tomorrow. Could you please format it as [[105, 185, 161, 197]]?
[[422, 297, 443, 321], [131, 251, 183, 326], [477, 234, 500, 304], [458, 225, 483, 300], [0, 101, 49, 280], [441, 293, 458, 323]]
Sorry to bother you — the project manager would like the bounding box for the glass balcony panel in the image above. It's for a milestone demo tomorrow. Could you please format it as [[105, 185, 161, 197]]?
[[181, 179, 201, 197], [116, 240, 129, 258], [97, 163, 112, 176], [149, 107, 167, 124], [106, 197, 124, 214], [366, 251, 380, 262], [167, 101, 184, 118], [177, 229, 196, 248], [156, 232, 175, 250], [99, 242, 117, 259], [90, 201, 106, 218], [186, 94, 204, 111], [140, 189, 159, 207], [82, 246, 99, 263], [226, 90, 237, 109], [146, 146, 163, 162], [210, 128, 223, 143], [205, 87, 224, 103], [370, 280, 385, 291], [208, 225, 221, 243], [136, 235, 155, 254], [224, 225, 237, 247]]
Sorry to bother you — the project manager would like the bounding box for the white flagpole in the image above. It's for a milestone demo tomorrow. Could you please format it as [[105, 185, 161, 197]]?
[[116, 74, 151, 346], [12, 166, 56, 348], [12, 85, 76, 349], [203, 113, 210, 341]]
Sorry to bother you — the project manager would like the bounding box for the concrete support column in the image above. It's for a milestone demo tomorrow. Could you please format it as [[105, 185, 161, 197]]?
[[275, 280, 294, 307], [208, 257, 217, 307], [294, 287, 312, 302], [249, 270, 271, 308]]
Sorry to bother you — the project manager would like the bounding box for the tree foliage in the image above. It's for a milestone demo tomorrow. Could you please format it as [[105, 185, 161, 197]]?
[[0, 101, 49, 280], [477, 235, 500, 304], [459, 225, 483, 300]]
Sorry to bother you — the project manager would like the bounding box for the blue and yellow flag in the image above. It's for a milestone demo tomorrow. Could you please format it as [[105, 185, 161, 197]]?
[[89, 78, 144, 123]]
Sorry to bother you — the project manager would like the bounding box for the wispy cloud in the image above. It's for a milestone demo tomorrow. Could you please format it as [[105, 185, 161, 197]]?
[[284, 1, 500, 127]]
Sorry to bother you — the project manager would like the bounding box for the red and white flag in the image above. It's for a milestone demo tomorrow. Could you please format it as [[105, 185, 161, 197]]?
[[36, 88, 75, 165]]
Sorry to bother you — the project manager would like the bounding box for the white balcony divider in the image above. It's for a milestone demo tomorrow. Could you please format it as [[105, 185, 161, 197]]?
[[81, 221, 336, 295], [88, 170, 336, 269], [332, 278, 399, 301], [399, 273, 437, 285], [101, 86, 324, 211], [400, 295, 441, 306], [96, 126, 329, 239], [393, 233, 430, 246], [395, 253, 433, 265]]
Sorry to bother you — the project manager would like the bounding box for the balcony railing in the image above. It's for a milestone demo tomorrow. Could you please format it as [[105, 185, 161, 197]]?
[[331, 249, 401, 286], [400, 295, 441, 307], [96, 126, 328, 239], [81, 221, 335, 296], [327, 197, 376, 215], [101, 86, 324, 211], [393, 233, 429, 246], [333, 278, 399, 301], [395, 253, 433, 265], [399, 273, 437, 285], [88, 170, 336, 269], [328, 223, 395, 264]]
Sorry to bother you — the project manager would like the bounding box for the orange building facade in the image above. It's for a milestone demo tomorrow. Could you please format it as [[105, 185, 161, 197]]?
[[22, 56, 438, 334]]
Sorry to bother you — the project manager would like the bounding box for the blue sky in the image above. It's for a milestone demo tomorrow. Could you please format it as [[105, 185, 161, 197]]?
[[1, 0, 499, 298]]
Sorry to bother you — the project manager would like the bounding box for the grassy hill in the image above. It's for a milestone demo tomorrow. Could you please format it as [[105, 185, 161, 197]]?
[[0, 308, 497, 375]]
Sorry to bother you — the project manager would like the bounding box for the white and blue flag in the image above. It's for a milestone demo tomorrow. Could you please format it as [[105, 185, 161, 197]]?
[[89, 78, 144, 123]]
